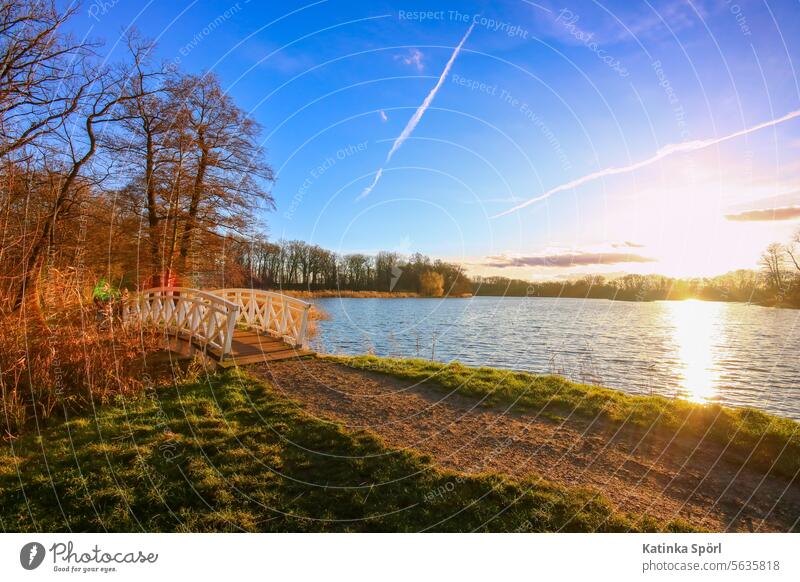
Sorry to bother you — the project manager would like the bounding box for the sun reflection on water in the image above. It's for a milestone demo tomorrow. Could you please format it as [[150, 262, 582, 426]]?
[[666, 299, 722, 403]]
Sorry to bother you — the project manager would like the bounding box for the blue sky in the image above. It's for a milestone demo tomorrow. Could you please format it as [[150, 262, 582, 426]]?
[[68, 0, 800, 278]]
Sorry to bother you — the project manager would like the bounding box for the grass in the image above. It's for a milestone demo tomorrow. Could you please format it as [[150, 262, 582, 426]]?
[[328, 356, 800, 481], [0, 369, 692, 532]]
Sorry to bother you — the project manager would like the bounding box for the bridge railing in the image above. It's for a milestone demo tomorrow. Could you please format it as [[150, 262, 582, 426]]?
[[208, 288, 312, 348], [122, 287, 240, 357]]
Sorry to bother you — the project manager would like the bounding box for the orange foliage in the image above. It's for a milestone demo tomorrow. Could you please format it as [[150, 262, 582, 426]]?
[[0, 275, 163, 438]]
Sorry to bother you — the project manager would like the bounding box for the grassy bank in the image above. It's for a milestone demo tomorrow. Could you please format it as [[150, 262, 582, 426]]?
[[0, 369, 691, 532], [329, 356, 800, 481]]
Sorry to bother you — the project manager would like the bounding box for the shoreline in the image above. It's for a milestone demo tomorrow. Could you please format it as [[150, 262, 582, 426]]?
[[279, 289, 797, 308], [329, 355, 800, 482], [260, 357, 800, 531]]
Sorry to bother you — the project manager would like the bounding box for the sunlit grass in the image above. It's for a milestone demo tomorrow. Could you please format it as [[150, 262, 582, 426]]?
[[0, 370, 692, 532], [329, 356, 800, 481]]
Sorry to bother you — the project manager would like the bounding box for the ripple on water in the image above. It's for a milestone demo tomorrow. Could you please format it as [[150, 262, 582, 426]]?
[[313, 297, 800, 420]]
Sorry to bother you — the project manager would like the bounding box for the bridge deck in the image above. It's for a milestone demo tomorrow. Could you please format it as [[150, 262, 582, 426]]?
[[208, 329, 315, 368]]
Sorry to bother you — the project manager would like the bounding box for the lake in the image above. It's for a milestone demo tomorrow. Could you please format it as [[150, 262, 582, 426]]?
[[311, 297, 800, 420]]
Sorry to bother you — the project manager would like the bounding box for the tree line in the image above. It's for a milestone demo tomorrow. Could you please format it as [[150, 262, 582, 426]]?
[[234, 240, 473, 296], [473, 271, 764, 302], [472, 231, 800, 307], [233, 233, 800, 307]]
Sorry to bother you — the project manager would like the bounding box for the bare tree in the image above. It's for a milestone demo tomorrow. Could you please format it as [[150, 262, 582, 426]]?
[[0, 0, 93, 159], [786, 229, 800, 274], [13, 57, 147, 315], [375, 251, 400, 291], [0, 5, 282, 311], [115, 33, 172, 275], [174, 73, 274, 276], [760, 243, 788, 292]]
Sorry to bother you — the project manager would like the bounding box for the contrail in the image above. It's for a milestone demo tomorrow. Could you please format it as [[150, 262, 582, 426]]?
[[493, 108, 800, 218], [358, 22, 476, 200]]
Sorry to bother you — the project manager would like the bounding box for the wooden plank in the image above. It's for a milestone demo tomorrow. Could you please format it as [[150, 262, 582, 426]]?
[[231, 330, 265, 338], [231, 330, 285, 341], [222, 351, 314, 363], [232, 342, 298, 356], [231, 335, 284, 347], [239, 350, 314, 364], [229, 346, 266, 357], [206, 315, 314, 366], [208, 337, 282, 357], [217, 349, 315, 368]]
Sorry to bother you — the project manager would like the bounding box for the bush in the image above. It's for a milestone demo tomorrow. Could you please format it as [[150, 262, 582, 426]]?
[[419, 271, 444, 297], [0, 281, 162, 437]]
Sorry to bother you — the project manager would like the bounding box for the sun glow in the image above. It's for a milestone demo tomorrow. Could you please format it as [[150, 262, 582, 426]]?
[[667, 299, 724, 403]]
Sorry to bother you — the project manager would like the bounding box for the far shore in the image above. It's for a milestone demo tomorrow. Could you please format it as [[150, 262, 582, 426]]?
[[278, 289, 797, 308]]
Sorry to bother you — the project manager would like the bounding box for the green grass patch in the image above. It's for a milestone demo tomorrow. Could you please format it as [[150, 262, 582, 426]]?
[[328, 356, 800, 481], [0, 370, 692, 532]]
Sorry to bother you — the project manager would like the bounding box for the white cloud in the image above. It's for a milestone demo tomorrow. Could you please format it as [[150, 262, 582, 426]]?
[[395, 48, 424, 71]]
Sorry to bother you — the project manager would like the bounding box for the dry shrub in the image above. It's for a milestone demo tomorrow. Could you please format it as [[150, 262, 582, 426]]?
[[419, 271, 444, 297], [0, 277, 162, 438], [303, 305, 330, 341]]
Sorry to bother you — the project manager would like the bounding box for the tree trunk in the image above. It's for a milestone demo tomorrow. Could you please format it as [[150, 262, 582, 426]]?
[[144, 131, 162, 276], [178, 147, 207, 275]]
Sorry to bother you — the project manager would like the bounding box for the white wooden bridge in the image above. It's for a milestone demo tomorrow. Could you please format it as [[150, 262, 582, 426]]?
[[122, 288, 314, 366]]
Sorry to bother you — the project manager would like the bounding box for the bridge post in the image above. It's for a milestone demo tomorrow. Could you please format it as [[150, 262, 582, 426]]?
[[223, 304, 239, 358], [298, 304, 311, 348], [279, 297, 288, 338], [248, 290, 256, 324]]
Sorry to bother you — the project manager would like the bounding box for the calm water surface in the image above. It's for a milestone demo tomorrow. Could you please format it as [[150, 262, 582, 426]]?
[[312, 297, 800, 420]]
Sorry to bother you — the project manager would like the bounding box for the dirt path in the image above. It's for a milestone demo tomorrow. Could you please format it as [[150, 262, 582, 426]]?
[[252, 359, 800, 532]]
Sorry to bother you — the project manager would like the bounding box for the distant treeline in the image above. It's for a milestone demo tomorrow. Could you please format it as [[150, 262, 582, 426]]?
[[472, 272, 767, 302], [474, 245, 800, 305], [235, 240, 472, 296], [237, 238, 800, 306]]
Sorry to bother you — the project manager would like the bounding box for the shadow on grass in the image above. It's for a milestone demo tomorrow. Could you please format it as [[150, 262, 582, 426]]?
[[0, 370, 694, 532]]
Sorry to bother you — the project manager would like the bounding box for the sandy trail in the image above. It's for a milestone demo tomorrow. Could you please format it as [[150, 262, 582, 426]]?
[[252, 359, 800, 532]]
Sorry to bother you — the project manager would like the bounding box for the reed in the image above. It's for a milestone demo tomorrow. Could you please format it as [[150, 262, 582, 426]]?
[[0, 279, 162, 438]]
